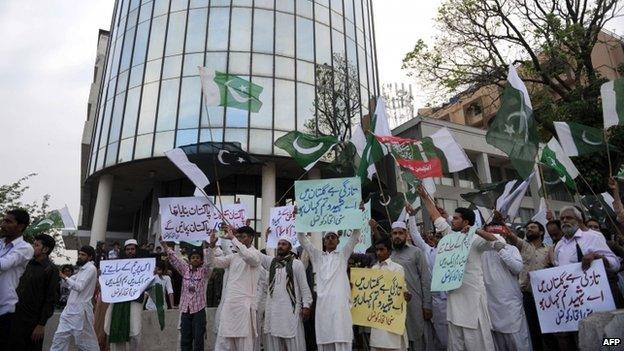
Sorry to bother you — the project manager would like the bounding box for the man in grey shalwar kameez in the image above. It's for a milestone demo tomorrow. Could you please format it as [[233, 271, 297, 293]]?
[[389, 221, 432, 351]]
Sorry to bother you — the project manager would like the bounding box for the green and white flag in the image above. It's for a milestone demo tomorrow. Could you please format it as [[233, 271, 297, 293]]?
[[553, 121, 604, 156], [486, 65, 539, 179], [351, 97, 391, 179], [539, 138, 579, 190], [198, 66, 263, 113], [25, 206, 76, 236], [274, 131, 338, 171], [601, 78, 624, 129], [616, 164, 624, 181]]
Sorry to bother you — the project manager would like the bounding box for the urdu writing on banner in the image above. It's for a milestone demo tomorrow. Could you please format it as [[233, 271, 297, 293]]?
[[350, 267, 407, 335], [530, 260, 616, 333], [337, 201, 372, 253], [430, 227, 475, 292], [99, 258, 156, 303], [294, 177, 362, 232], [267, 205, 298, 249]]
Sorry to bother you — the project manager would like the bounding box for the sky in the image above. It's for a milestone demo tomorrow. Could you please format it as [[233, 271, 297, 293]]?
[[0, 0, 621, 223]]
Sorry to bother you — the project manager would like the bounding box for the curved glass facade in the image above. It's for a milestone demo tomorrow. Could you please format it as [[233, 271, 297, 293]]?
[[88, 0, 379, 175]]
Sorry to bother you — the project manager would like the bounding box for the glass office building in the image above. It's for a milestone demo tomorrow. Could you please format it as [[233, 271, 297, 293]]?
[[88, 0, 379, 174], [81, 0, 378, 245]]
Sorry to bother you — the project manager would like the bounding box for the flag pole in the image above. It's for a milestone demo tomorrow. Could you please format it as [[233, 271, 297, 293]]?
[[275, 169, 311, 206], [537, 163, 550, 210], [605, 130, 613, 177]]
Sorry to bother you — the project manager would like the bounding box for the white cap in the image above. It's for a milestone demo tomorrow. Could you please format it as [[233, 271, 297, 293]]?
[[277, 235, 297, 253], [124, 239, 138, 247], [391, 221, 407, 230], [323, 231, 339, 239]]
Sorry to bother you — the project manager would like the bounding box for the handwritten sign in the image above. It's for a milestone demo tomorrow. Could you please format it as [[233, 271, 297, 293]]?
[[530, 260, 616, 333], [350, 267, 407, 334], [294, 177, 361, 232], [99, 258, 156, 303], [159, 197, 247, 242], [337, 201, 371, 253], [430, 227, 475, 292], [267, 205, 298, 249]]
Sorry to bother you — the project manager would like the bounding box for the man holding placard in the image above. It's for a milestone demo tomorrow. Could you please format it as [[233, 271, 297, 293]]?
[[50, 245, 99, 351], [418, 185, 502, 351]]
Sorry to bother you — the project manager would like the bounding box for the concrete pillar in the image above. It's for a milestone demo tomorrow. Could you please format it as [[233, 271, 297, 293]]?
[[308, 168, 323, 250], [475, 153, 492, 184], [260, 162, 276, 250], [90, 174, 113, 247]]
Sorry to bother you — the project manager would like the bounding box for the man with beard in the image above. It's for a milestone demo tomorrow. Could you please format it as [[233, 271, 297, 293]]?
[[0, 209, 35, 350], [500, 221, 550, 351], [13, 234, 59, 351], [259, 235, 312, 350], [105, 239, 146, 350], [50, 246, 99, 350], [388, 220, 431, 351], [417, 185, 502, 351]]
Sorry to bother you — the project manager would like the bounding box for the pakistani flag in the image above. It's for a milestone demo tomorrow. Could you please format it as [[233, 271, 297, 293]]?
[[553, 121, 604, 156], [616, 164, 624, 181], [496, 172, 535, 219], [274, 131, 338, 171], [460, 180, 511, 209], [539, 138, 579, 190], [351, 97, 392, 179], [601, 78, 624, 129], [486, 65, 539, 179], [199, 66, 263, 113], [25, 206, 75, 236]]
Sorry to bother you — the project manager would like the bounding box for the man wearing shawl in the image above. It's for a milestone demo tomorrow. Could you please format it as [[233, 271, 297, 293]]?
[[259, 234, 312, 350]]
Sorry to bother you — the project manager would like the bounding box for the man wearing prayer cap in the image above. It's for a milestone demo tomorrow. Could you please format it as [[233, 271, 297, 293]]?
[[257, 233, 312, 350], [389, 220, 432, 351], [105, 238, 146, 351], [50, 245, 99, 350]]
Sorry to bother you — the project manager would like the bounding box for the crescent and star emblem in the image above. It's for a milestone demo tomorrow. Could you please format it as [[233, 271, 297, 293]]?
[[217, 150, 230, 165], [581, 131, 602, 146], [225, 79, 253, 104], [504, 110, 529, 142], [293, 136, 324, 155]]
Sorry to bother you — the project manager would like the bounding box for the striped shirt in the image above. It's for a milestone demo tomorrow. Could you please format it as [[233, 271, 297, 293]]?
[[165, 247, 213, 314]]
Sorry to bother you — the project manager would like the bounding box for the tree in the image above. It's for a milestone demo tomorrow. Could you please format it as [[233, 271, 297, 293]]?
[[0, 174, 72, 262], [403, 0, 624, 193]]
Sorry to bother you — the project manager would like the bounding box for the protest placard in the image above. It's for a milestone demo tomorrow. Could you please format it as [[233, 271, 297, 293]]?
[[99, 258, 156, 303], [267, 205, 298, 249], [350, 267, 407, 335], [337, 201, 371, 253], [294, 177, 362, 232], [159, 197, 247, 242], [430, 227, 475, 292], [530, 260, 616, 333]]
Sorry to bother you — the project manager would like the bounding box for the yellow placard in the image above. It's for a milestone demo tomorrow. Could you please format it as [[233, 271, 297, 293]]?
[[350, 267, 407, 335]]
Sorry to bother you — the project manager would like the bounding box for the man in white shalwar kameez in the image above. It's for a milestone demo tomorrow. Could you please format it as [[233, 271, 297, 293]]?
[[297, 227, 360, 351], [259, 235, 313, 350], [211, 226, 262, 351], [370, 238, 409, 351], [481, 224, 532, 351], [50, 246, 99, 351], [418, 185, 501, 351]]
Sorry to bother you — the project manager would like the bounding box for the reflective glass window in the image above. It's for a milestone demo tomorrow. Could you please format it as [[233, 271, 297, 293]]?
[[201, 104, 224, 128], [315, 24, 331, 65], [253, 10, 273, 54], [176, 129, 199, 147], [162, 55, 182, 79], [116, 70, 129, 94], [156, 78, 180, 131], [315, 3, 329, 25], [249, 77, 272, 129], [296, 82, 315, 131], [138, 1, 153, 23], [296, 60, 314, 84], [277, 0, 294, 13], [357, 46, 367, 87], [226, 106, 249, 128], [233, 0, 252, 7], [109, 93, 126, 143], [275, 13, 294, 57], [224, 129, 248, 152], [331, 10, 343, 33], [207, 8, 229, 51], [134, 133, 154, 159], [109, 40, 122, 79], [178, 76, 201, 129], [229, 52, 250, 75], [153, 131, 175, 156], [170, 0, 188, 12], [130, 0, 141, 11], [354, 0, 363, 30], [211, 0, 231, 6], [274, 79, 295, 131], [129, 64, 145, 88], [330, 0, 343, 14], [153, 0, 170, 17], [205, 52, 227, 72], [255, 0, 273, 9], [132, 21, 151, 66], [147, 16, 167, 60], [105, 142, 119, 166], [252, 53, 273, 77], [166, 11, 187, 56], [332, 29, 345, 58], [119, 27, 136, 71], [183, 53, 204, 76], [138, 82, 159, 134], [118, 138, 135, 163], [190, 0, 209, 8], [296, 17, 314, 62], [99, 100, 114, 150], [344, 0, 354, 22], [199, 128, 223, 143], [296, 0, 312, 18], [122, 87, 141, 139], [275, 56, 294, 79], [230, 8, 252, 52], [186, 8, 208, 53], [96, 147, 106, 171], [145, 59, 162, 83], [249, 129, 272, 154]]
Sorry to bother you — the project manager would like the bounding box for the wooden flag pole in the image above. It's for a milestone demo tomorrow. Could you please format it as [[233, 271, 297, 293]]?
[[537, 163, 550, 210]]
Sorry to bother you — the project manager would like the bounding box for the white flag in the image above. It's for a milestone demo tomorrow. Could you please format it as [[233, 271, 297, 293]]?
[[165, 148, 210, 190]]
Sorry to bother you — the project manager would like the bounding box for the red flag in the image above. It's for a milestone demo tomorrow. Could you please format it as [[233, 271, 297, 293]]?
[[375, 135, 443, 179]]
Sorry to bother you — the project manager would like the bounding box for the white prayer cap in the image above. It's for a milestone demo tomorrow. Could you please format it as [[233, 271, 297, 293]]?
[[124, 239, 138, 247], [323, 231, 339, 239], [277, 236, 297, 253], [391, 221, 407, 230]]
